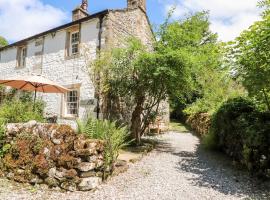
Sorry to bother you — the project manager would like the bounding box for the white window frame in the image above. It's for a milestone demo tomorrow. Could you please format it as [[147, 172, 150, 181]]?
[[70, 31, 80, 55], [63, 88, 80, 118]]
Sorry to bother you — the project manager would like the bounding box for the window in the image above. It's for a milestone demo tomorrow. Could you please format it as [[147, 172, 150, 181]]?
[[17, 46, 27, 67], [65, 90, 79, 117], [70, 31, 80, 55], [33, 38, 44, 73]]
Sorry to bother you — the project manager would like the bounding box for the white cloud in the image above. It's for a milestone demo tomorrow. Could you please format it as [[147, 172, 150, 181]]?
[[0, 0, 68, 42], [164, 0, 262, 41]]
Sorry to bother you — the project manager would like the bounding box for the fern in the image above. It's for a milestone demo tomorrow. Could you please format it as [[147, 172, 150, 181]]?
[[76, 118, 129, 172]]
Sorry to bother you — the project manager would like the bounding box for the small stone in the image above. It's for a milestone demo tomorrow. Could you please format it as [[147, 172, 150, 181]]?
[[30, 177, 43, 184], [78, 177, 102, 191], [74, 137, 86, 151], [48, 168, 56, 178], [78, 162, 96, 172], [54, 169, 65, 181], [60, 181, 77, 191], [96, 159, 104, 168], [6, 124, 20, 136], [43, 148, 50, 158], [16, 169, 25, 175], [86, 155, 98, 162], [76, 149, 97, 156], [52, 139, 61, 145], [80, 171, 96, 178], [26, 120, 37, 128], [96, 171, 103, 177], [45, 177, 58, 187], [50, 129, 57, 139], [85, 140, 97, 149], [64, 169, 78, 179], [6, 172, 14, 179]]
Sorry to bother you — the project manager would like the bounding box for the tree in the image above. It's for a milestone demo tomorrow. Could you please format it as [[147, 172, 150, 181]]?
[[0, 36, 8, 47], [95, 38, 192, 144], [157, 11, 235, 116], [232, 0, 270, 111]]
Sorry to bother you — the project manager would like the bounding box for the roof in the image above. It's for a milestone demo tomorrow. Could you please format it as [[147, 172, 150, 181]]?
[[0, 9, 109, 51], [0, 7, 155, 51]]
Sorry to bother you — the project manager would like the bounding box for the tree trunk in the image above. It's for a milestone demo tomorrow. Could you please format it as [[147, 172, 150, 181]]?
[[131, 94, 145, 145]]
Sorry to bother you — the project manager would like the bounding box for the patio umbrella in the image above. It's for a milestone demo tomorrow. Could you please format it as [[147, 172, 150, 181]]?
[[0, 75, 69, 108]]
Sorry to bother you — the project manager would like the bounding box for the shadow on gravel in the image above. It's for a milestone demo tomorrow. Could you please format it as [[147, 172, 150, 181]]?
[[173, 144, 270, 199], [155, 140, 175, 153]]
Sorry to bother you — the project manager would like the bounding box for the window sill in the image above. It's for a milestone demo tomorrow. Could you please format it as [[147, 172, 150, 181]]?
[[61, 115, 79, 120], [15, 66, 26, 69]]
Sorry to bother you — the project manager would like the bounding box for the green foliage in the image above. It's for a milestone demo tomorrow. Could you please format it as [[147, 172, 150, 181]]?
[[157, 11, 218, 97], [232, 1, 270, 111], [184, 68, 245, 115], [208, 97, 270, 176], [157, 11, 244, 116], [202, 130, 219, 150], [0, 99, 44, 141], [77, 118, 129, 172], [0, 99, 44, 124], [0, 144, 11, 158], [0, 36, 8, 47]]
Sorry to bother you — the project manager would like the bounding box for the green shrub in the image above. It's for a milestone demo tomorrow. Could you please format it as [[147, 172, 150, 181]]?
[[77, 118, 129, 172], [0, 99, 44, 124], [202, 130, 219, 150], [0, 99, 44, 143], [208, 97, 270, 177], [0, 144, 11, 158]]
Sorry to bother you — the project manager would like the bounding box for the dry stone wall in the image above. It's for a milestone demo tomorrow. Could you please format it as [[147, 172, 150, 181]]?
[[1, 121, 105, 191]]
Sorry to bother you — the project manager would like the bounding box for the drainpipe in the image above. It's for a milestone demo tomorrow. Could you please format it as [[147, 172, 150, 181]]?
[[96, 15, 104, 119]]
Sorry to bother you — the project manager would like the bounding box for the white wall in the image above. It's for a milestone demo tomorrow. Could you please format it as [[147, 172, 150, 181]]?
[[0, 18, 101, 127]]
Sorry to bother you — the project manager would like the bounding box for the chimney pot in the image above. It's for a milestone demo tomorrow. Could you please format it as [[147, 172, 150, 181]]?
[[81, 0, 88, 11]]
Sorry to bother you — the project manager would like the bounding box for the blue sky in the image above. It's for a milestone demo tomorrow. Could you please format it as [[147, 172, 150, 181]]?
[[0, 0, 262, 43]]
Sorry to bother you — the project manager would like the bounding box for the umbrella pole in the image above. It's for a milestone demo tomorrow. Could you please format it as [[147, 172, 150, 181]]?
[[33, 89, 37, 111]]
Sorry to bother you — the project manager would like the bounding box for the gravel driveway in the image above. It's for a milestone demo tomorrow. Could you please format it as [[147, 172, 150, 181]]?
[[0, 132, 269, 200]]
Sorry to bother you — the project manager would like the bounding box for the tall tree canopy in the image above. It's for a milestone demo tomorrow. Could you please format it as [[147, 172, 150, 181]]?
[[158, 11, 243, 116], [0, 36, 8, 47], [232, 0, 270, 110]]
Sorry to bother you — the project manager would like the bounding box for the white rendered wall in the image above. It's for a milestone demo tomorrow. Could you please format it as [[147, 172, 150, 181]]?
[[0, 18, 101, 127]]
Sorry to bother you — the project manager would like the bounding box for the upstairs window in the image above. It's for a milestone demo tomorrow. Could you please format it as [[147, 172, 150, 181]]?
[[65, 25, 80, 58], [70, 31, 80, 55], [17, 46, 27, 67]]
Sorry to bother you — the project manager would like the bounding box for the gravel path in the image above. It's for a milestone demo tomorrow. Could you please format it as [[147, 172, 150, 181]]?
[[0, 132, 269, 200]]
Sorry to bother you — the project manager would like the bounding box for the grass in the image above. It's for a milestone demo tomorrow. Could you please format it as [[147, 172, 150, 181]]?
[[169, 120, 190, 133]]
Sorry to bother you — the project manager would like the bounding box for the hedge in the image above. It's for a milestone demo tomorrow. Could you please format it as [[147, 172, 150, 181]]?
[[209, 97, 270, 177]]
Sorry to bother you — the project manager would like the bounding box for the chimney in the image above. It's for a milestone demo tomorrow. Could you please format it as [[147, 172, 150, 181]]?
[[72, 0, 89, 21], [127, 0, 146, 11]]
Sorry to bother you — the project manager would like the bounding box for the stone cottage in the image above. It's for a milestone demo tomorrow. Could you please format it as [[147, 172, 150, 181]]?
[[0, 0, 169, 127]]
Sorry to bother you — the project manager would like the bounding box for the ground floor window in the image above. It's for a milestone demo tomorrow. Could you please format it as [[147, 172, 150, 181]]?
[[63, 89, 80, 118]]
